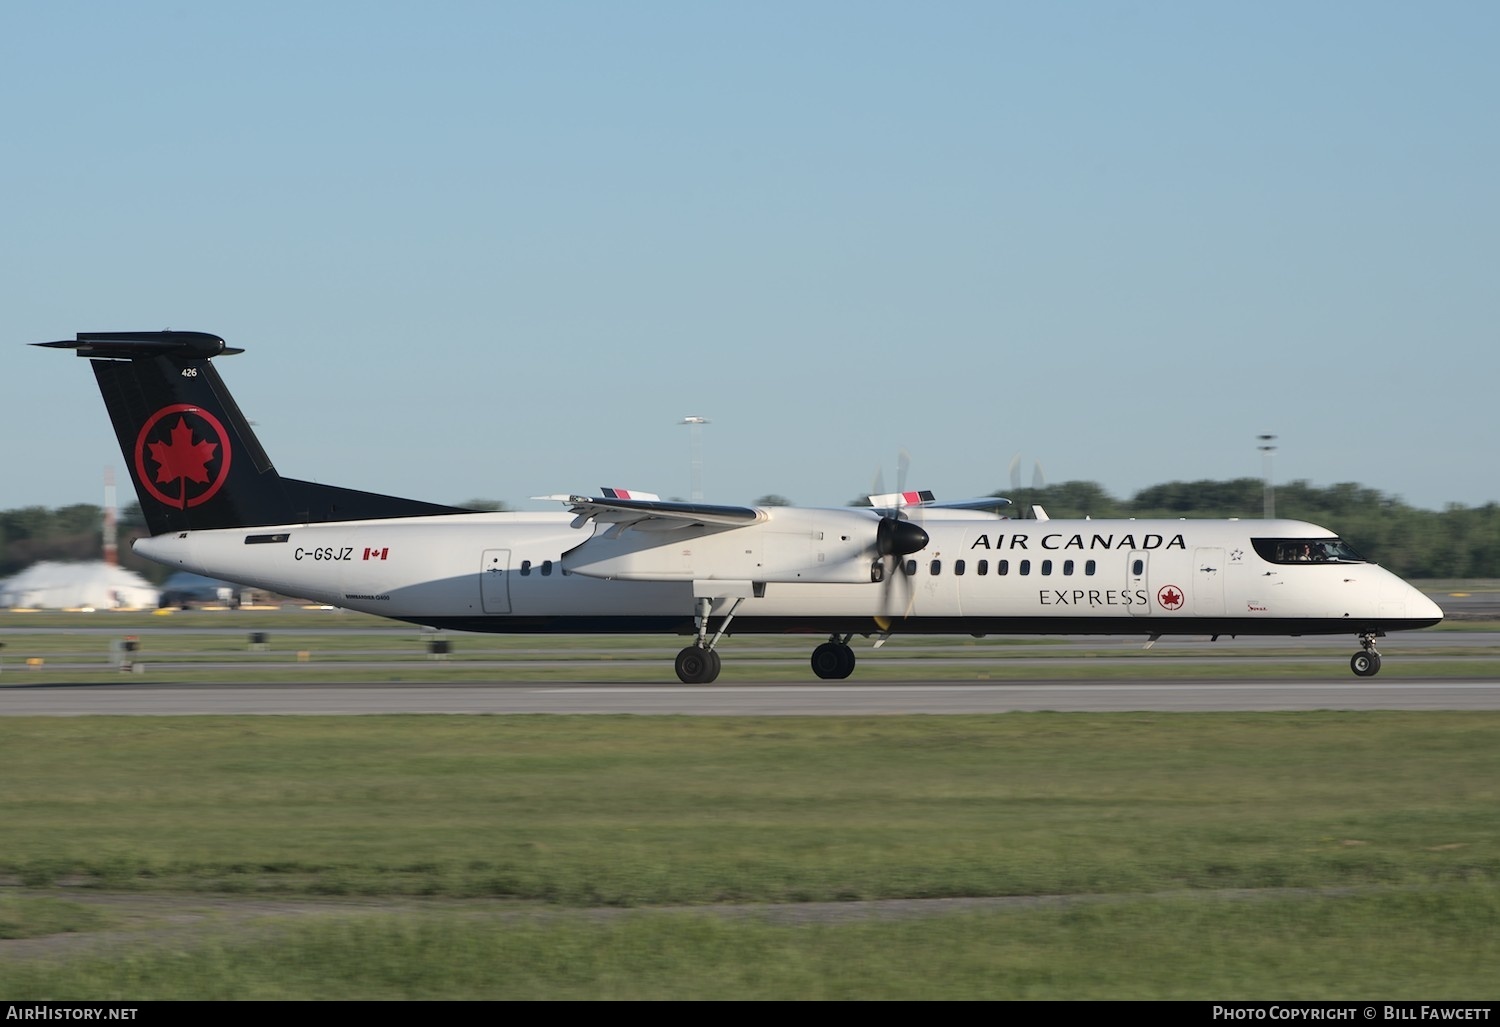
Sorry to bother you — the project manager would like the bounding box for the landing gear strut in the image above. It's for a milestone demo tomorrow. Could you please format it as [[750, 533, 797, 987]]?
[[1350, 631, 1383, 677], [810, 635, 856, 680], [673, 594, 745, 684]]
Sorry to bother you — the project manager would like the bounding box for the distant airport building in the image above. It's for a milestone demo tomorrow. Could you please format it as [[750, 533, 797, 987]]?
[[0, 561, 160, 610]]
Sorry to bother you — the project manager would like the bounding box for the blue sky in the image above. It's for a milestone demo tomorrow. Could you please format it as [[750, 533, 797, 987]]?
[[5, 2, 1497, 514]]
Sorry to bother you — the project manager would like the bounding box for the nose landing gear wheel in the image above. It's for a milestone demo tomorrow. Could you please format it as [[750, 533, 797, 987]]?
[[1350, 651, 1382, 677], [675, 646, 721, 684]]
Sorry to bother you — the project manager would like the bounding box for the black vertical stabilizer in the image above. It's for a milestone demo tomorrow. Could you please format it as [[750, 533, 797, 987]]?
[[37, 331, 467, 535]]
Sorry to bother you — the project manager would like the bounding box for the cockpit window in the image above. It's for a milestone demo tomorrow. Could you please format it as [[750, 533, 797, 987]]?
[[1251, 538, 1367, 564]]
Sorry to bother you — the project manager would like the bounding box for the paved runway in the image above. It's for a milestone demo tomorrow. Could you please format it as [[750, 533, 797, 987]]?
[[4, 677, 1500, 715]]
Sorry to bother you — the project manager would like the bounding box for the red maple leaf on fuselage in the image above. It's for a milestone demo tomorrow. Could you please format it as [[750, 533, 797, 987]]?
[[147, 417, 218, 488]]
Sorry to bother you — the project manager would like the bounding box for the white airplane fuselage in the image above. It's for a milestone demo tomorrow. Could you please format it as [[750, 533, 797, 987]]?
[[135, 511, 1442, 638]]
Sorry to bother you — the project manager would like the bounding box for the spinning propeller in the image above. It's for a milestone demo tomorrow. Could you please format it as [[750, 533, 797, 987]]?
[[867, 450, 929, 628], [871, 507, 927, 629]]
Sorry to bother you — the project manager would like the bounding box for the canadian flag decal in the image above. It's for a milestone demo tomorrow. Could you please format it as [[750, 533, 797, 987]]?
[[363, 547, 389, 561]]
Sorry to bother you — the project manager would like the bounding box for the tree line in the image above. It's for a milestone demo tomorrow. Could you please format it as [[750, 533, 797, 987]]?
[[2, 481, 1498, 583], [993, 479, 1500, 580]]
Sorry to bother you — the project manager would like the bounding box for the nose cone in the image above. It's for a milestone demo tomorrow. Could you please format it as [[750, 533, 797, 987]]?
[[1368, 568, 1444, 630], [1411, 585, 1445, 627]]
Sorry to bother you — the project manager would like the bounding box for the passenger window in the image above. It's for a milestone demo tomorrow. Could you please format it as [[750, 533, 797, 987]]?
[[520, 560, 532, 576], [1085, 560, 1096, 575], [905, 559, 917, 575], [541, 560, 553, 576], [1041, 560, 1053, 575], [930, 559, 942, 575], [954, 559, 966, 576], [998, 560, 1009, 576], [1019, 559, 1031, 576], [977, 560, 988, 576], [1063, 560, 1074, 575], [1132, 559, 1144, 576]]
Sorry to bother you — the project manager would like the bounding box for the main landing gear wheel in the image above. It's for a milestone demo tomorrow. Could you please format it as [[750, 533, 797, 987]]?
[[810, 641, 856, 680], [675, 646, 721, 684]]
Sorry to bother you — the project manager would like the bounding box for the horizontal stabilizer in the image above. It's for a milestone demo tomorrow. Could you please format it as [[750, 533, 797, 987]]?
[[34, 330, 243, 359]]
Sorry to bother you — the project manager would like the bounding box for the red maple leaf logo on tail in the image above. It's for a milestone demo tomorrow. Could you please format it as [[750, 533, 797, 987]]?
[[148, 418, 218, 488], [133, 405, 233, 510]]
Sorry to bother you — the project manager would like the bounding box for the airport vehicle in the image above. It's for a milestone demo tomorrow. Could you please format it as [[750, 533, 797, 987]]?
[[40, 330, 1443, 682]]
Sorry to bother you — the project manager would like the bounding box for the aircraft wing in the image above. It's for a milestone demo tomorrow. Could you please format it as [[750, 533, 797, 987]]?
[[927, 497, 1013, 514], [538, 494, 764, 531]]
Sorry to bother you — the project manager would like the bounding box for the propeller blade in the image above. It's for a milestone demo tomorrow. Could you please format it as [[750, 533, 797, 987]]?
[[873, 498, 927, 628], [874, 554, 918, 631], [865, 450, 927, 630]]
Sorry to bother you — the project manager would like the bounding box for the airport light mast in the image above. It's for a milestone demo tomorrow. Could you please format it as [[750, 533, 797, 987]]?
[[680, 416, 709, 501], [1258, 434, 1277, 519]]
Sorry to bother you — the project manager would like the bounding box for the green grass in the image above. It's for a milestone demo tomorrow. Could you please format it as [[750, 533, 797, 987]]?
[[0, 896, 110, 940], [6, 887, 1498, 999], [2, 714, 1499, 998], [3, 714, 1498, 900]]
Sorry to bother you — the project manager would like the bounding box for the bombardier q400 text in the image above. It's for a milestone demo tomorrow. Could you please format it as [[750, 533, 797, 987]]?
[[40, 331, 1443, 682]]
